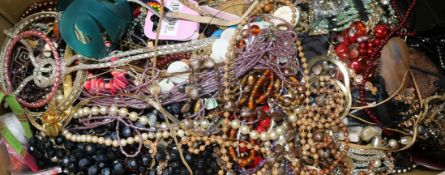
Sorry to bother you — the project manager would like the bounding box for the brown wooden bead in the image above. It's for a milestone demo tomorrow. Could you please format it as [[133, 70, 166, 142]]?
[[263, 3, 273, 13]]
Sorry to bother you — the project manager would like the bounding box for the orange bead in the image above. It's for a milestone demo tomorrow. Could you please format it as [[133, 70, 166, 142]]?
[[237, 39, 246, 48], [250, 25, 261, 35], [238, 159, 248, 167], [248, 97, 255, 110]]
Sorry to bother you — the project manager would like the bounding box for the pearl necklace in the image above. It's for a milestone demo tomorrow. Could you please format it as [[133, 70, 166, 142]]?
[[65, 105, 205, 148]]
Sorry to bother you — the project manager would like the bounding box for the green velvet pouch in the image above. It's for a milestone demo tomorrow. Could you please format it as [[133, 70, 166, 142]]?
[[59, 0, 132, 58]]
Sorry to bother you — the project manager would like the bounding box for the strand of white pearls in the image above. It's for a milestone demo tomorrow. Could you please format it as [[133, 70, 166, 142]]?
[[68, 105, 218, 148], [67, 105, 205, 147], [228, 119, 288, 141], [73, 105, 213, 131], [73, 105, 156, 126], [61, 127, 190, 148]]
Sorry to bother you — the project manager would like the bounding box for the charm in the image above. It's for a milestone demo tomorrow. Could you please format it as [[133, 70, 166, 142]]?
[[204, 98, 218, 110], [272, 6, 299, 26], [41, 100, 66, 137], [159, 78, 175, 94], [211, 39, 229, 64], [166, 61, 190, 84]]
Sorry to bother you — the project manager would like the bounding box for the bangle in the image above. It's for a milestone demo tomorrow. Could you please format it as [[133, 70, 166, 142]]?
[[3, 30, 62, 108]]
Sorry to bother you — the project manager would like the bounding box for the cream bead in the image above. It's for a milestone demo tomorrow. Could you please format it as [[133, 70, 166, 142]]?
[[105, 139, 112, 146], [86, 135, 92, 142], [73, 135, 82, 142], [91, 106, 99, 115], [388, 139, 398, 148], [80, 135, 87, 142], [73, 112, 80, 119], [91, 136, 98, 143], [90, 136, 96, 143], [118, 108, 128, 117], [77, 109, 84, 117], [120, 139, 127, 147], [230, 119, 240, 129], [159, 122, 168, 130], [264, 141, 271, 148], [400, 136, 411, 145], [70, 135, 77, 142], [134, 136, 140, 142], [129, 112, 139, 121], [200, 120, 210, 128], [269, 131, 278, 140], [288, 113, 297, 122], [240, 125, 250, 135], [177, 129, 185, 137], [77, 135, 82, 142], [250, 130, 259, 140], [142, 133, 149, 140], [62, 130, 69, 136], [275, 126, 284, 136], [83, 107, 91, 116], [260, 132, 268, 141], [56, 94, 64, 102], [148, 132, 155, 139], [99, 106, 108, 115], [98, 137, 105, 144], [127, 137, 134, 145], [112, 140, 119, 147], [374, 159, 382, 168], [71, 135, 77, 142], [109, 105, 118, 115], [65, 133, 72, 140], [162, 131, 170, 138], [75, 135, 82, 142], [156, 132, 162, 139], [193, 120, 200, 128], [139, 116, 149, 125]]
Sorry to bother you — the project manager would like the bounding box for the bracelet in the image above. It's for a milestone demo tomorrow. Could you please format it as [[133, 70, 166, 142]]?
[[3, 30, 62, 108]]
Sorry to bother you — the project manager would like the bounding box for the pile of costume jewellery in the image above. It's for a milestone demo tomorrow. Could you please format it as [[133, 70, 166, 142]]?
[[0, 0, 445, 174]]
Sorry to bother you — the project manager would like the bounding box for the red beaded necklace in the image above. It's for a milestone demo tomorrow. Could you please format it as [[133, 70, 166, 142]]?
[[334, 0, 417, 124], [362, 0, 418, 124]]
